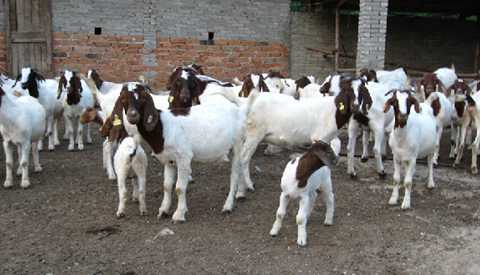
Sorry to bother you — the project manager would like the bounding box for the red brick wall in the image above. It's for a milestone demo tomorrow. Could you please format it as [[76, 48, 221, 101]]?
[[52, 33, 148, 83], [0, 33, 6, 72], [155, 37, 289, 88], [51, 32, 289, 90]]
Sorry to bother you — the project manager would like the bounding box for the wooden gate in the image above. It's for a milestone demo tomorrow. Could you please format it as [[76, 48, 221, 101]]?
[[5, 0, 53, 76]]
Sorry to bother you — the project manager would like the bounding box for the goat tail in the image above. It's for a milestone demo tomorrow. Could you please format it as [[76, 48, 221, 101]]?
[[451, 63, 456, 72]]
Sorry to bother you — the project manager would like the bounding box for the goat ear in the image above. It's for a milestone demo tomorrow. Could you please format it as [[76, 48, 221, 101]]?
[[409, 96, 421, 113], [142, 94, 159, 132], [383, 97, 393, 113], [258, 76, 270, 92], [194, 77, 207, 97]]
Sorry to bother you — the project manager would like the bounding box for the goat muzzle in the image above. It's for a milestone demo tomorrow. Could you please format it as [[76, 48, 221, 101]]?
[[127, 108, 140, 124]]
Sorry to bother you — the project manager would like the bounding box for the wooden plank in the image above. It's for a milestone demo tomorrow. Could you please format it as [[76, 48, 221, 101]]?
[[24, 0, 32, 32], [32, 0, 40, 30], [11, 32, 46, 43], [16, 0, 24, 31], [44, 0, 53, 74]]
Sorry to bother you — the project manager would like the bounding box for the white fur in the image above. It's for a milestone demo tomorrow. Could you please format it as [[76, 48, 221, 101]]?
[[0, 92, 46, 189], [15, 68, 63, 151], [269, 141, 339, 246], [388, 93, 438, 209], [60, 70, 95, 151], [146, 95, 248, 222], [347, 81, 395, 177], [232, 89, 348, 196], [376, 68, 409, 89], [114, 137, 148, 217], [434, 67, 458, 91]]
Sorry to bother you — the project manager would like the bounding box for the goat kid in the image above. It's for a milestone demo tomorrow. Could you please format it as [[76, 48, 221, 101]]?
[[270, 140, 339, 247], [114, 137, 148, 218]]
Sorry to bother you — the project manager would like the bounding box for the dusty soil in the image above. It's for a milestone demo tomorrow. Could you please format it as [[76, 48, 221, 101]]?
[[0, 127, 479, 275]]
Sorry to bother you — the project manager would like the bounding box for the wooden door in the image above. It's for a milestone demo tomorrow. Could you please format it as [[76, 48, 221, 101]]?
[[5, 0, 53, 76]]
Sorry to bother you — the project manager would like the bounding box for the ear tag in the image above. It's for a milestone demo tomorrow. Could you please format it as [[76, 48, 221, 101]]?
[[147, 115, 153, 124], [13, 91, 22, 97], [339, 102, 345, 111], [113, 115, 122, 126], [168, 96, 174, 103]]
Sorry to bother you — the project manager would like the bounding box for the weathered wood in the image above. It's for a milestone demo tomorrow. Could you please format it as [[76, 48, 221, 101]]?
[[334, 0, 348, 72], [6, 0, 53, 76]]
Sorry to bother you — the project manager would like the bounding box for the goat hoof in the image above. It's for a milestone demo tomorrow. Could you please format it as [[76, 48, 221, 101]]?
[[349, 173, 357, 180], [433, 163, 439, 169], [20, 181, 31, 189], [3, 181, 13, 189], [236, 196, 247, 202], [247, 185, 255, 192], [297, 241, 307, 248], [360, 157, 368, 163], [222, 209, 232, 215], [378, 172, 386, 180], [172, 219, 186, 224], [157, 212, 170, 219], [34, 166, 43, 173], [472, 167, 478, 175], [116, 212, 125, 219], [140, 211, 147, 216]]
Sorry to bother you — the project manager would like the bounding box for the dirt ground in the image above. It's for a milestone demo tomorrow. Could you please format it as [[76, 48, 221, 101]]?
[[0, 126, 479, 275]]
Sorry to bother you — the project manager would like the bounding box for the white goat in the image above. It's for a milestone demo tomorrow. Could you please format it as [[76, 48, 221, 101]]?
[[114, 80, 248, 222], [58, 70, 95, 151], [384, 90, 438, 209], [233, 76, 359, 197], [114, 137, 148, 218], [360, 68, 409, 90], [270, 140, 339, 247], [347, 81, 394, 178], [0, 87, 46, 188], [15, 68, 63, 151]]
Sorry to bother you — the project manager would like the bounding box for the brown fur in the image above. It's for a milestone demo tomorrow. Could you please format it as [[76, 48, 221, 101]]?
[[267, 71, 285, 79], [80, 107, 104, 125], [448, 79, 471, 97], [57, 73, 67, 99], [238, 74, 270, 97], [334, 77, 356, 129], [384, 90, 420, 128], [0, 86, 5, 107], [421, 73, 441, 98], [296, 141, 336, 188], [189, 64, 205, 75], [89, 69, 104, 90], [66, 72, 83, 106], [455, 101, 466, 118], [359, 68, 378, 82], [319, 77, 331, 96], [431, 98, 441, 116], [18, 69, 44, 98], [167, 67, 206, 113], [113, 85, 164, 154]]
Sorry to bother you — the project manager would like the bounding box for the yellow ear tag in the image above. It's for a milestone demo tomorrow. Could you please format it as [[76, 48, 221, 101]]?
[[112, 115, 122, 126], [13, 91, 22, 97], [168, 96, 174, 103], [339, 102, 345, 111]]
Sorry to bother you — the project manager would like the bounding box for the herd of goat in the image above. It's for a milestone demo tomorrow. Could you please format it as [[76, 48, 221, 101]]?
[[1, 64, 480, 246]]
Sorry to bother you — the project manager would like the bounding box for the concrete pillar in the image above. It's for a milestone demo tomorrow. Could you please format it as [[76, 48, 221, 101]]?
[[356, 0, 389, 71]]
